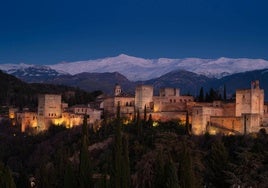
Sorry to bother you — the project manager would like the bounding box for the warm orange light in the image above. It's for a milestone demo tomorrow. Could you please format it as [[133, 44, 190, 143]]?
[[153, 122, 159, 127]]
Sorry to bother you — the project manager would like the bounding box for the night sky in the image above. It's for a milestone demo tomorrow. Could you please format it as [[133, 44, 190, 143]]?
[[0, 0, 268, 64]]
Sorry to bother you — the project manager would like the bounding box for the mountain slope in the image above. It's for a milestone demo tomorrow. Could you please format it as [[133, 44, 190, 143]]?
[[9, 65, 67, 83], [46, 72, 135, 95], [1, 54, 268, 81], [142, 70, 216, 95], [48, 54, 268, 80], [0, 70, 101, 108], [209, 69, 268, 98]]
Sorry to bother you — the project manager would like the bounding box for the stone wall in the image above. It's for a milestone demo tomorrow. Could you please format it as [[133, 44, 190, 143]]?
[[159, 88, 180, 97], [192, 106, 223, 135], [17, 112, 38, 132], [236, 81, 264, 116], [135, 85, 153, 111], [150, 111, 188, 123], [209, 116, 243, 134]]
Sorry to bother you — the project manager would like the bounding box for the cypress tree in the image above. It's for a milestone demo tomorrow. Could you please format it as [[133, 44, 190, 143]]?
[[64, 163, 77, 188], [112, 103, 131, 188], [137, 110, 142, 137], [165, 158, 179, 188], [133, 106, 136, 123], [122, 136, 131, 188], [148, 114, 153, 128], [179, 141, 195, 188], [223, 84, 227, 101], [154, 151, 179, 188], [199, 87, 204, 102], [144, 105, 147, 122], [113, 103, 123, 188], [185, 111, 190, 135], [79, 115, 92, 188], [205, 141, 230, 188], [154, 150, 166, 187], [0, 162, 16, 188]]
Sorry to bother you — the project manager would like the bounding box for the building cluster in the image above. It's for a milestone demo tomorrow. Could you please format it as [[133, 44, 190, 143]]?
[[9, 94, 102, 133], [103, 81, 268, 135], [7, 80, 268, 135]]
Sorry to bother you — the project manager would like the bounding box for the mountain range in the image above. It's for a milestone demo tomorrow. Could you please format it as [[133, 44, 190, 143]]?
[[1, 54, 268, 81], [1, 54, 268, 99]]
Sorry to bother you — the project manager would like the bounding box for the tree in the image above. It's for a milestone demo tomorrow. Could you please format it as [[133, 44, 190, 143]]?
[[153, 149, 179, 188], [0, 162, 16, 188], [111, 103, 131, 188], [223, 84, 227, 101], [185, 111, 190, 135], [198, 87, 204, 102], [64, 162, 77, 188], [153, 150, 166, 187], [144, 105, 147, 122], [165, 158, 179, 188], [205, 140, 230, 187], [178, 141, 195, 188], [148, 114, 153, 128], [121, 136, 130, 188], [79, 115, 92, 188], [137, 110, 142, 138], [113, 103, 123, 188]]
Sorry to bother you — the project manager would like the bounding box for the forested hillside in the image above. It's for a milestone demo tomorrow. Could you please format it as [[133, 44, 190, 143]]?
[[0, 70, 102, 109], [0, 111, 267, 187]]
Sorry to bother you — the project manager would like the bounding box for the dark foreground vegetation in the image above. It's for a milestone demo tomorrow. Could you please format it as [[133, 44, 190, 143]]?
[[1, 108, 268, 188]]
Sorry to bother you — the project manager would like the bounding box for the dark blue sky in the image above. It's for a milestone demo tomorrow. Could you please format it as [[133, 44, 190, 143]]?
[[0, 0, 268, 64]]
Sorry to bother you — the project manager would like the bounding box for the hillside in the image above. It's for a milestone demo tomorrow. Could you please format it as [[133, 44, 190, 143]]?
[[142, 70, 216, 95], [46, 72, 135, 95], [0, 70, 102, 109]]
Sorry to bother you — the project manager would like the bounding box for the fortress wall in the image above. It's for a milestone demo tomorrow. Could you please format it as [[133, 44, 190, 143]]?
[[236, 90, 251, 116], [210, 116, 243, 133], [135, 85, 153, 111], [159, 88, 180, 97], [150, 111, 188, 123], [222, 103, 236, 116], [192, 106, 223, 135]]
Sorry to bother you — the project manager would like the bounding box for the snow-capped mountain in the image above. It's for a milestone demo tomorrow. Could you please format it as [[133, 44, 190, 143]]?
[[1, 54, 268, 81], [49, 54, 268, 81], [0, 64, 68, 83]]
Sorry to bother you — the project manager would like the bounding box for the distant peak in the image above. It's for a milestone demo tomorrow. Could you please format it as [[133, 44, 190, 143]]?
[[117, 54, 132, 58], [118, 54, 129, 56]]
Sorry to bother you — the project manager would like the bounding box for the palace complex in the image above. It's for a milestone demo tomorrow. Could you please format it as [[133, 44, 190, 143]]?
[[8, 80, 268, 135]]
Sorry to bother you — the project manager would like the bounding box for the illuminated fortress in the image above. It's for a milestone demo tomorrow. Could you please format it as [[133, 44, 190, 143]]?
[[10, 80, 268, 135], [103, 81, 268, 135]]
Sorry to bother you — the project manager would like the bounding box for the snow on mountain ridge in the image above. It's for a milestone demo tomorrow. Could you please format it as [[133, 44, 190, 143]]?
[[1, 54, 268, 81]]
